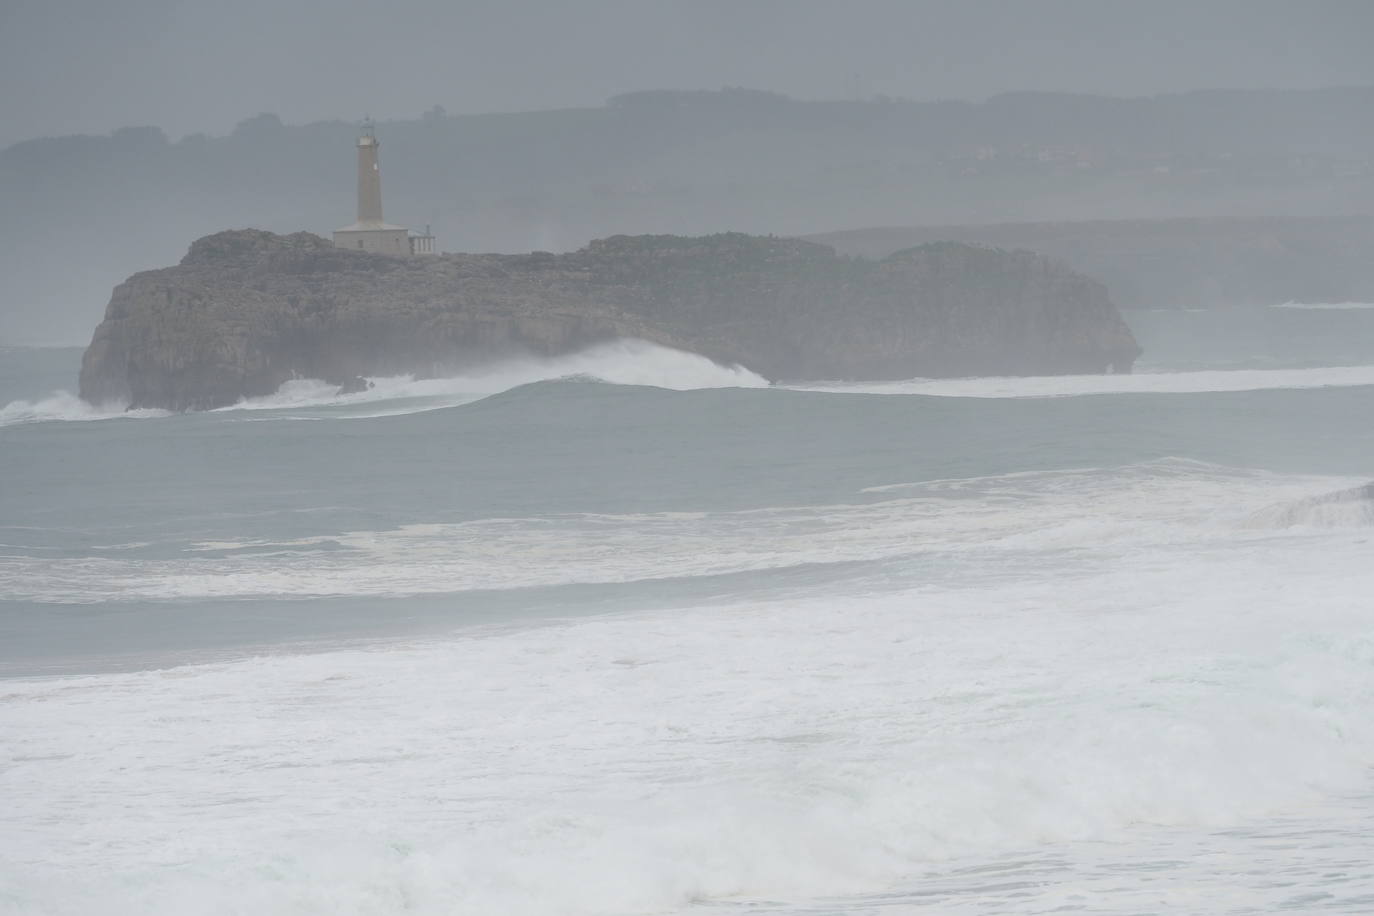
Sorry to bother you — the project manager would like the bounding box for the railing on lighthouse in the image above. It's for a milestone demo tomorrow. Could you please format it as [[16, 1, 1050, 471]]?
[[410, 224, 437, 255]]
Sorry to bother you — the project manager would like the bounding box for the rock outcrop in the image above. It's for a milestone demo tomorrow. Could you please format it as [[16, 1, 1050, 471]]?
[[79, 229, 1142, 410]]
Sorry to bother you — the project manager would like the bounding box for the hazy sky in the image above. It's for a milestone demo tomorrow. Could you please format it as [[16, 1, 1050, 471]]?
[[3, 0, 1372, 148]]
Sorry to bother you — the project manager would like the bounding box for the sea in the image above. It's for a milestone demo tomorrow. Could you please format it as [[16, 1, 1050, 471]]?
[[2, 302, 1374, 915]]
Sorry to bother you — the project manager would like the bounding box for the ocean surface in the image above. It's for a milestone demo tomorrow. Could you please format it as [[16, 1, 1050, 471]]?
[[3, 304, 1374, 914]]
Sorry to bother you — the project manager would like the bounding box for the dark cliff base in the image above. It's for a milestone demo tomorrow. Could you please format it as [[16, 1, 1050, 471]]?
[[79, 230, 1141, 411]]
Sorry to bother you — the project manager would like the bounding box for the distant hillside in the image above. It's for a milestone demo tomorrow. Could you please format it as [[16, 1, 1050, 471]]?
[[808, 215, 1374, 309], [6, 87, 1374, 340]]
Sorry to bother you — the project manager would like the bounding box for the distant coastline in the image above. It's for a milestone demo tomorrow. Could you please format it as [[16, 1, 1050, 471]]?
[[7, 86, 1374, 342]]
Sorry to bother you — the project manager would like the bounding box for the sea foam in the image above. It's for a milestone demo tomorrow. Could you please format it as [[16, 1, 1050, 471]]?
[[791, 364, 1374, 398], [4, 503, 1373, 914], [221, 339, 769, 417], [0, 390, 168, 428], [0, 460, 1358, 605], [1245, 482, 1374, 528], [0, 340, 767, 427]]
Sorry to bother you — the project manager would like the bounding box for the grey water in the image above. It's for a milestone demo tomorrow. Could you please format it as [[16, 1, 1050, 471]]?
[[2, 303, 1374, 914]]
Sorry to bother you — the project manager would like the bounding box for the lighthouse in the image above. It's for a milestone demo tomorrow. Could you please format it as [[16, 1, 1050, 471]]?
[[333, 119, 435, 255]]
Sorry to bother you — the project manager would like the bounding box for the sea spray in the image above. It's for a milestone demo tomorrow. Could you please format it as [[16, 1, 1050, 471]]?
[[5, 318, 1374, 913], [1244, 482, 1374, 528], [217, 339, 768, 415], [4, 527, 1373, 913], [0, 340, 767, 427], [0, 390, 168, 427]]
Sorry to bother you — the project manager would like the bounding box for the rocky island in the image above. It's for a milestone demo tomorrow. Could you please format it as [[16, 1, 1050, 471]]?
[[79, 229, 1142, 411]]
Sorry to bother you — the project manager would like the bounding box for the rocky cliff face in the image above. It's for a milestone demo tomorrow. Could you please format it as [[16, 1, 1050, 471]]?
[[79, 229, 1141, 410]]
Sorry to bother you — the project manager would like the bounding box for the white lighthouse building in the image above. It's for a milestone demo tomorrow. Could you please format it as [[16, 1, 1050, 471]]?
[[333, 119, 436, 255]]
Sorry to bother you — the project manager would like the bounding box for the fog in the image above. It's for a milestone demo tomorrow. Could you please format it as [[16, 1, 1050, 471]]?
[[5, 0, 1373, 147], [9, 5, 1374, 910], [3, 0, 1373, 342]]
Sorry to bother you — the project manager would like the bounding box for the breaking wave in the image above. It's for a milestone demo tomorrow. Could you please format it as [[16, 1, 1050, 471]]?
[[4, 459, 1357, 605], [1245, 482, 1374, 528], [0, 390, 168, 428], [0, 341, 768, 426], [219, 340, 769, 417], [5, 509, 1374, 914]]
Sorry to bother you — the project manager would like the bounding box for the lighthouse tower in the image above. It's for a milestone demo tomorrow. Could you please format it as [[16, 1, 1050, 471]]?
[[333, 119, 432, 254]]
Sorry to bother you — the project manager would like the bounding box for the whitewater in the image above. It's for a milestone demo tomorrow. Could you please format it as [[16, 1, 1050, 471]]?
[[3, 304, 1374, 914], [0, 340, 768, 428]]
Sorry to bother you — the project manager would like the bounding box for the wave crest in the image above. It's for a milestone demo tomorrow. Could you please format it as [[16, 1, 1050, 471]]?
[[0, 391, 168, 428], [1245, 482, 1374, 528], [1, 341, 768, 426], [222, 340, 769, 417]]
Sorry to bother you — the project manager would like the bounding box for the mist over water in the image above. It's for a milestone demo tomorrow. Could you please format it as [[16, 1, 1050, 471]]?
[[2, 304, 1374, 913], [5, 0, 1374, 908]]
